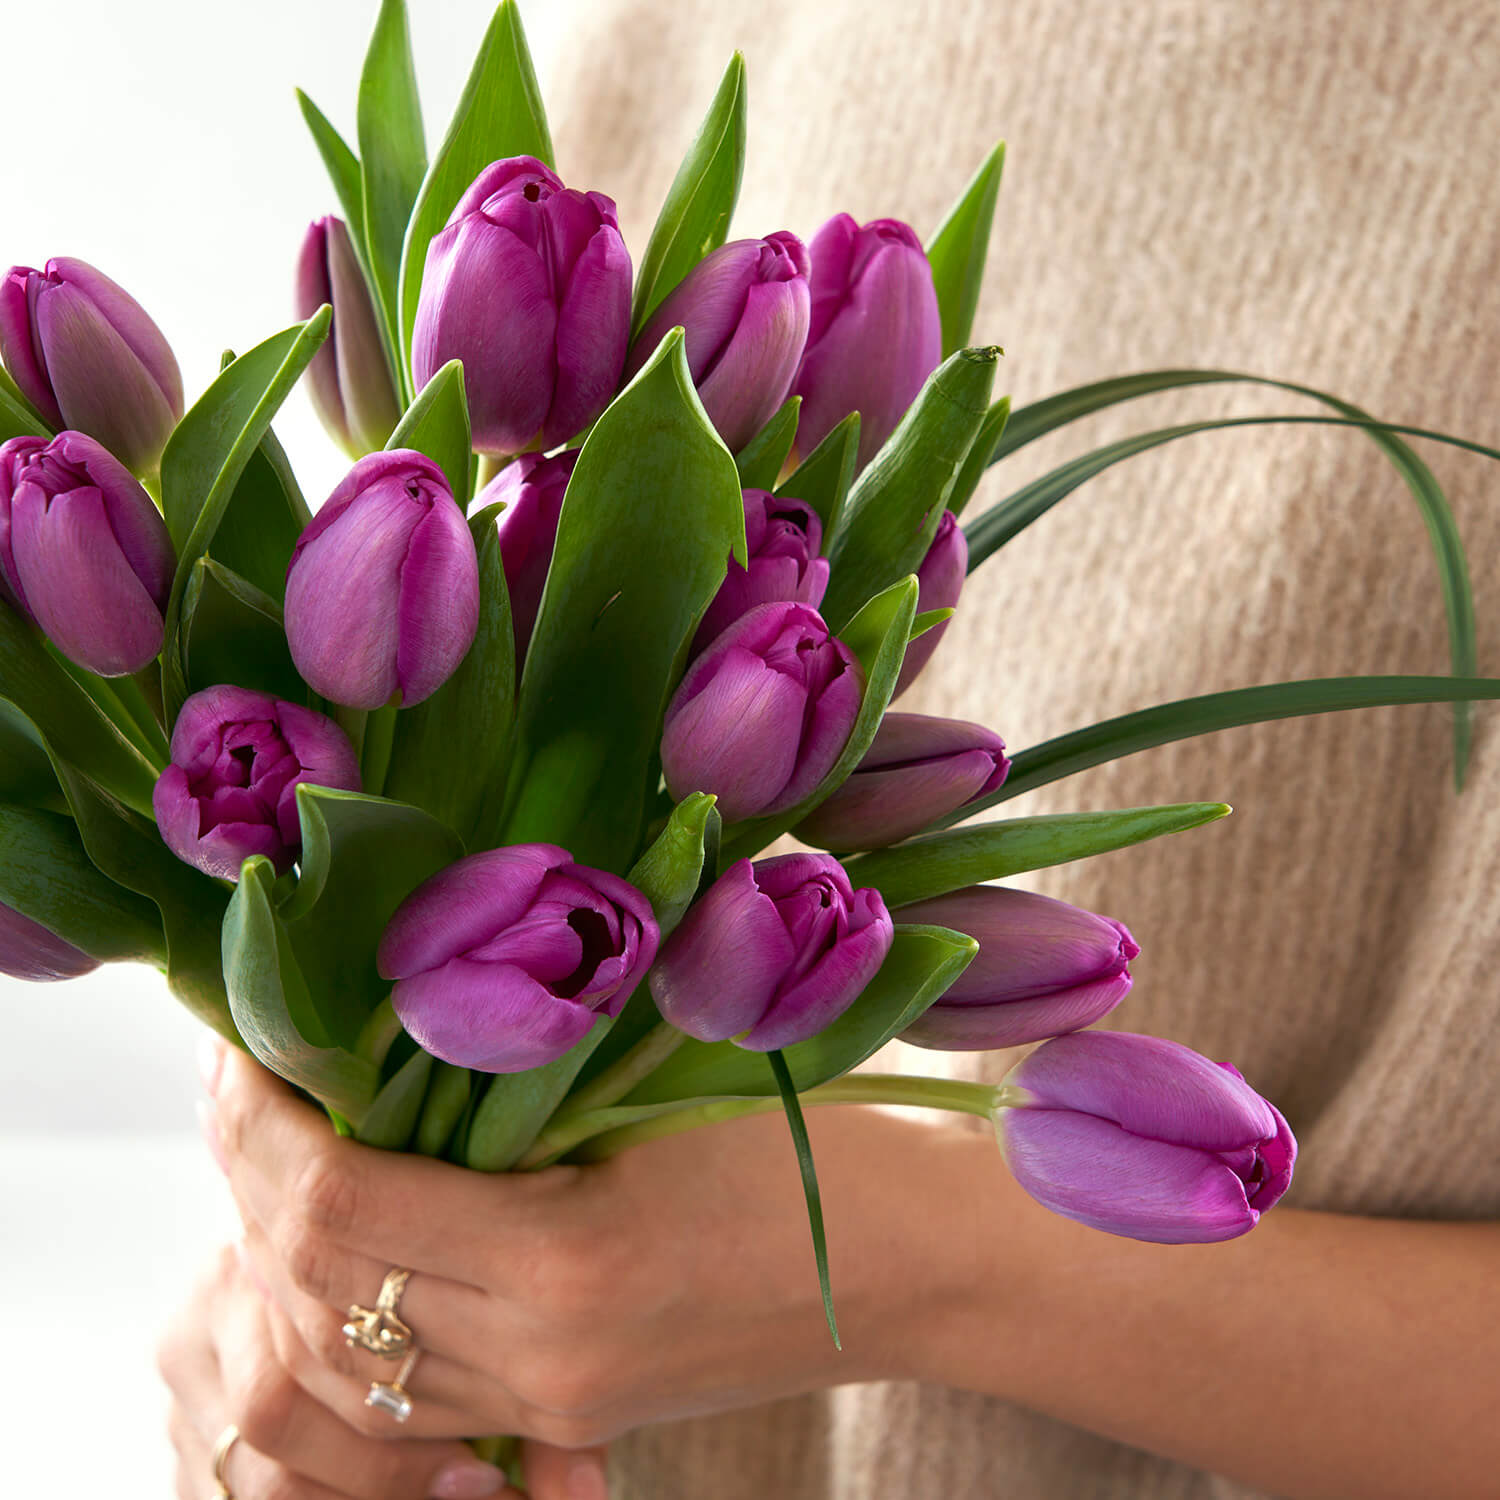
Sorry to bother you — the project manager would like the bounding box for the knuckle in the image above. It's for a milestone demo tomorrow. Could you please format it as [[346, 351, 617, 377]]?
[[230, 1352, 301, 1456], [516, 1348, 612, 1420], [290, 1149, 361, 1238], [348, 1393, 403, 1439], [299, 1306, 359, 1378], [257, 1463, 311, 1500], [274, 1216, 336, 1304]]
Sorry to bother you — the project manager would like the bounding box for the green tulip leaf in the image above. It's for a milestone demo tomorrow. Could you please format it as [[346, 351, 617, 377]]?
[[398, 0, 554, 372], [945, 396, 1010, 519], [0, 367, 49, 441], [0, 698, 67, 808], [386, 358, 473, 504], [208, 427, 312, 602], [181, 558, 305, 704], [778, 411, 860, 551], [295, 90, 367, 264], [736, 395, 801, 492], [414, 1061, 472, 1157], [926, 142, 1004, 358], [631, 51, 747, 336], [846, 802, 1232, 909], [355, 1047, 434, 1149]]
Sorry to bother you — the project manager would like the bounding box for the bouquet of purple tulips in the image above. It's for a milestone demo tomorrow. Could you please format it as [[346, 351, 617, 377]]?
[[5, 1, 1499, 1459]]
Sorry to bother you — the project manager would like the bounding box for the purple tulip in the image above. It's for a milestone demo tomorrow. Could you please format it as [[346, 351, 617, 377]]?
[[692, 488, 828, 652], [295, 216, 401, 459], [0, 431, 174, 676], [0, 900, 99, 982], [153, 686, 361, 880], [893, 509, 966, 698], [896, 886, 1137, 1050], [792, 215, 942, 470], [0, 257, 183, 473], [412, 157, 631, 456], [284, 450, 479, 710], [483, 449, 579, 665], [650, 853, 893, 1050], [995, 1031, 1297, 1243], [796, 713, 1008, 850], [627, 234, 811, 453], [377, 844, 660, 1074], [661, 601, 863, 824]]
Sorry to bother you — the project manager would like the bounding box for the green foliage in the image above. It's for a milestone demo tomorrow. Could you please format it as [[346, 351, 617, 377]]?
[[736, 396, 801, 491], [925, 141, 1005, 357], [778, 412, 860, 550], [945, 396, 1009, 518], [180, 558, 305, 703]]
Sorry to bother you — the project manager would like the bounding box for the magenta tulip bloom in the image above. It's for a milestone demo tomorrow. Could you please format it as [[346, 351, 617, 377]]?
[[996, 1031, 1297, 1243], [0, 900, 99, 982], [284, 450, 478, 710], [897, 886, 1137, 1049], [483, 449, 579, 664], [413, 157, 631, 456], [0, 431, 174, 676], [796, 713, 1008, 850], [296, 216, 401, 459], [0, 257, 183, 473], [662, 601, 863, 824], [378, 844, 660, 1074], [153, 687, 361, 880], [893, 509, 966, 698], [628, 233, 811, 453], [650, 853, 893, 1050], [693, 488, 828, 652], [792, 215, 942, 470]]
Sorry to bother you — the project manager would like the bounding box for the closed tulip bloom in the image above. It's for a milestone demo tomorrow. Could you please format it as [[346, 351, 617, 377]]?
[[650, 853, 893, 1051], [893, 509, 967, 698], [284, 450, 478, 710], [377, 844, 660, 1074], [484, 448, 579, 664], [0, 900, 99, 982], [897, 886, 1137, 1049], [796, 713, 1008, 850], [792, 215, 942, 469], [0, 257, 183, 473], [628, 233, 811, 453], [295, 216, 401, 459], [413, 157, 631, 456], [995, 1031, 1297, 1243], [692, 487, 828, 652], [661, 601, 863, 824], [153, 686, 361, 880], [0, 431, 174, 676]]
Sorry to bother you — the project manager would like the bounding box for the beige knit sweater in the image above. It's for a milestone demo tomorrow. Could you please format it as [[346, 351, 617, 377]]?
[[547, 2, 1500, 1495]]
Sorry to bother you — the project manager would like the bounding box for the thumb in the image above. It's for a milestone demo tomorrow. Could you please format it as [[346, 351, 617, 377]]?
[[522, 1439, 610, 1499]]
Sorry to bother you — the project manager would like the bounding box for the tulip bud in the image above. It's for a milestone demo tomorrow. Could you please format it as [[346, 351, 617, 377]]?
[[483, 448, 579, 665], [0, 431, 174, 676], [0, 258, 183, 474], [153, 686, 361, 880], [693, 488, 828, 653], [0, 900, 99, 982], [896, 886, 1137, 1049], [893, 510, 966, 698], [377, 844, 660, 1074], [795, 713, 1008, 850], [284, 450, 479, 710], [413, 157, 632, 456], [295, 216, 401, 459], [995, 1031, 1297, 1243], [661, 601, 863, 824], [650, 853, 893, 1051], [792, 215, 942, 470], [627, 233, 811, 453]]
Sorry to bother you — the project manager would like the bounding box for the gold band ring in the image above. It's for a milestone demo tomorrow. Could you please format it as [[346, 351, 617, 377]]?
[[343, 1266, 414, 1359], [365, 1346, 422, 1424], [209, 1422, 239, 1498]]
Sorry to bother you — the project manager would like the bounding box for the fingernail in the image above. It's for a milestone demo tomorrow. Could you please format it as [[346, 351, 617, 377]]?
[[197, 1031, 226, 1096], [196, 1098, 228, 1175], [567, 1457, 608, 1500], [428, 1461, 507, 1499]]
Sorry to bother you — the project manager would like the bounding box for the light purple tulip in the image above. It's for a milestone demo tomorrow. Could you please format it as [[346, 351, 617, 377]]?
[[295, 216, 401, 459], [0, 257, 183, 473], [284, 450, 479, 710], [377, 844, 660, 1074], [661, 601, 863, 824], [893, 509, 966, 698], [0, 900, 99, 982], [412, 157, 632, 456], [792, 215, 942, 470], [996, 1031, 1297, 1243], [483, 449, 579, 665], [796, 713, 1008, 850], [153, 686, 361, 880], [692, 488, 828, 652], [650, 853, 893, 1050], [0, 431, 174, 676], [627, 233, 811, 453], [897, 886, 1137, 1049]]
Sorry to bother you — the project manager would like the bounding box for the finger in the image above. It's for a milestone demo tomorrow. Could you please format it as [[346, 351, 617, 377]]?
[[522, 1440, 611, 1500]]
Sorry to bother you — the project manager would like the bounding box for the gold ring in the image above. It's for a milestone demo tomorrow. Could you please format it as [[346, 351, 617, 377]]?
[[365, 1346, 422, 1424], [343, 1266, 414, 1359], [209, 1422, 239, 1497]]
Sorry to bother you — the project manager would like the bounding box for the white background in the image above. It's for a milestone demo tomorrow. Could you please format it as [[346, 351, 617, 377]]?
[[0, 2, 582, 1488]]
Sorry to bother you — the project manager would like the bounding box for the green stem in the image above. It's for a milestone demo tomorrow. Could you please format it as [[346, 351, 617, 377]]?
[[360, 699, 400, 796], [474, 453, 513, 493]]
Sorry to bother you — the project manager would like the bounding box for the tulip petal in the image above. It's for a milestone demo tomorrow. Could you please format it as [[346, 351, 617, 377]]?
[[547, 225, 632, 447], [903, 970, 1133, 1050], [629, 240, 766, 385], [767, 637, 862, 812], [696, 276, 811, 452], [0, 269, 60, 425], [0, 900, 98, 982], [324, 221, 401, 455], [394, 497, 480, 706]]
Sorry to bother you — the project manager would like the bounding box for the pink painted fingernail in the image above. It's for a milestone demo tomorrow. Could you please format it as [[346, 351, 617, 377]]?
[[428, 1461, 507, 1499], [567, 1457, 608, 1500], [197, 1031, 226, 1096], [196, 1098, 228, 1175]]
